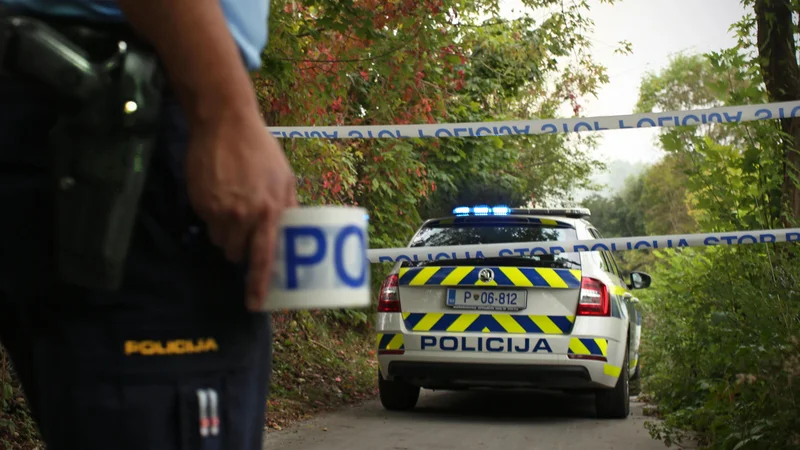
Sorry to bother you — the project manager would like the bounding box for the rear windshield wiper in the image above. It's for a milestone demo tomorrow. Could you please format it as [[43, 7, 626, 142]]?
[[552, 259, 581, 269]]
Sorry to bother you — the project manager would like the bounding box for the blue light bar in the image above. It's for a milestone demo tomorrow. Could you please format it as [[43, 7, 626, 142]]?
[[450, 205, 590, 219], [451, 205, 512, 216]]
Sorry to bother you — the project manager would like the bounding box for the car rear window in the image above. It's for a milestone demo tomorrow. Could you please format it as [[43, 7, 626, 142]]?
[[405, 220, 581, 269]]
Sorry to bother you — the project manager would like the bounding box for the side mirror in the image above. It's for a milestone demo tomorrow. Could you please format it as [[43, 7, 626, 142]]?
[[629, 271, 652, 290]]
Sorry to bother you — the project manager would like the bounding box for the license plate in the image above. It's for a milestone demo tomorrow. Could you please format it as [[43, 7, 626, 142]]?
[[445, 288, 527, 311]]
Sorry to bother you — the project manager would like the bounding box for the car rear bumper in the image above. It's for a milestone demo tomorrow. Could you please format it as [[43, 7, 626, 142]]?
[[376, 312, 628, 390], [385, 361, 606, 390]]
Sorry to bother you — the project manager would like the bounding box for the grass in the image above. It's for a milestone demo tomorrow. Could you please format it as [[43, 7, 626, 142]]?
[[266, 311, 379, 430]]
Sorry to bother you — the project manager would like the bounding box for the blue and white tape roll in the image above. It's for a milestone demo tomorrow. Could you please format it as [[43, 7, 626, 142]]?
[[366, 228, 800, 264], [263, 206, 370, 310], [269, 101, 800, 139]]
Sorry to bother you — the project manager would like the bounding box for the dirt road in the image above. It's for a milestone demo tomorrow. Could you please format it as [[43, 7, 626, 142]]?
[[263, 389, 666, 450]]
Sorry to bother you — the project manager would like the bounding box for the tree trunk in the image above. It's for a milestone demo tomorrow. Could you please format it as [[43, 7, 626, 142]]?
[[754, 0, 800, 223]]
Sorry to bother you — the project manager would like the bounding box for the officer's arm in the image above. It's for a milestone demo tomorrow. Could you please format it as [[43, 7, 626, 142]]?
[[116, 0, 261, 124]]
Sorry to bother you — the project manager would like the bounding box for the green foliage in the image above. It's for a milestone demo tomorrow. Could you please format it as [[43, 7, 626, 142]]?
[[640, 246, 800, 450], [581, 176, 646, 239], [581, 174, 653, 275], [580, 155, 696, 274], [635, 43, 784, 232], [638, 155, 697, 236], [260, 0, 614, 227], [0, 348, 41, 450], [586, 159, 649, 198], [627, 6, 800, 450]]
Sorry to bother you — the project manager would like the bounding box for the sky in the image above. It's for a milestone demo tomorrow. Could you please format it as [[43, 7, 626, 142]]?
[[500, 0, 750, 166]]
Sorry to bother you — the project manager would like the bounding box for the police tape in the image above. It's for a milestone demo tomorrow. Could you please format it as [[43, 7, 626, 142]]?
[[365, 227, 800, 263], [270, 101, 800, 139]]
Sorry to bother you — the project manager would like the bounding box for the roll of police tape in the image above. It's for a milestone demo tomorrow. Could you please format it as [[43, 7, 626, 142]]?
[[260, 206, 370, 310], [269, 101, 800, 139], [366, 227, 800, 263]]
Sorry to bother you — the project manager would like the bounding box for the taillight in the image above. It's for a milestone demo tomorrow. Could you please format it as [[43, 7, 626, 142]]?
[[378, 274, 401, 312], [576, 277, 610, 316]]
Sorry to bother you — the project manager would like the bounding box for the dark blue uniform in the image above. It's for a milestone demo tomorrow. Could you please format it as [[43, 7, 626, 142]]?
[[0, 2, 273, 449]]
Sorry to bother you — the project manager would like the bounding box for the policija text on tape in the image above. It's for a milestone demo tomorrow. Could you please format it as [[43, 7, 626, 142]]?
[[366, 228, 800, 264], [269, 101, 800, 139]]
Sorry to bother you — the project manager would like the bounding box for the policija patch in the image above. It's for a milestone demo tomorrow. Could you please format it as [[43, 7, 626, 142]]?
[[124, 338, 219, 356]]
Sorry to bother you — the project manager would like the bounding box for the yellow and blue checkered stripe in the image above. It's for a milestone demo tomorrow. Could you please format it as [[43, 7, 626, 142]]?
[[398, 266, 581, 288], [568, 338, 608, 357], [402, 312, 575, 334], [377, 333, 404, 351]]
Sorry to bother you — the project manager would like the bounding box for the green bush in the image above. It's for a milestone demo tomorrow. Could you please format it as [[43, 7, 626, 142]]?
[[639, 244, 800, 450]]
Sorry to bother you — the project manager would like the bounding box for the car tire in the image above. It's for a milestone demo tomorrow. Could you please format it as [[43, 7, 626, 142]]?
[[378, 370, 420, 411], [630, 353, 642, 396], [629, 376, 642, 397], [630, 353, 641, 381], [595, 344, 631, 419]]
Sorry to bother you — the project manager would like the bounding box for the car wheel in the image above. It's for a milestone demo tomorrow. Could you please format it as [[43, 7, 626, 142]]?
[[595, 344, 631, 419], [629, 354, 642, 397], [630, 353, 641, 381], [378, 370, 420, 411], [629, 376, 642, 397]]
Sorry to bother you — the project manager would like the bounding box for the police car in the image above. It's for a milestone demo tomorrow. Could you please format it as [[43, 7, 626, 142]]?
[[375, 206, 649, 418]]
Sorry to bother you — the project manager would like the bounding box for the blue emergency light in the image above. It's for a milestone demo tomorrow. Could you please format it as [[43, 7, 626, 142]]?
[[452, 205, 511, 216]]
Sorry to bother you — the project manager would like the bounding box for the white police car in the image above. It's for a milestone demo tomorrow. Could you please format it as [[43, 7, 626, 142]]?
[[375, 206, 649, 418]]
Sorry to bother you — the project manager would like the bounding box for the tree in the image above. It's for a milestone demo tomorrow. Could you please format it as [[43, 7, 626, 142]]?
[[635, 47, 784, 233], [629, 9, 800, 448], [256, 0, 623, 253], [581, 174, 653, 274], [752, 0, 800, 222], [636, 52, 748, 148], [580, 175, 646, 239], [638, 155, 697, 236]]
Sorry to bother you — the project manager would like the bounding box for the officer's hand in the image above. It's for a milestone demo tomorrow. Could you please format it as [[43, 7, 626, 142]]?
[[185, 110, 298, 311]]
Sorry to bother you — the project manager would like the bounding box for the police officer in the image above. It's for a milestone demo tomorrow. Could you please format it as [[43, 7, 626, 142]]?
[[0, 0, 296, 449]]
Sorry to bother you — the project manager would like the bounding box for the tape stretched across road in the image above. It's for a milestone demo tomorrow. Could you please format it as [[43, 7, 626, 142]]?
[[270, 101, 800, 139], [366, 228, 800, 263]]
